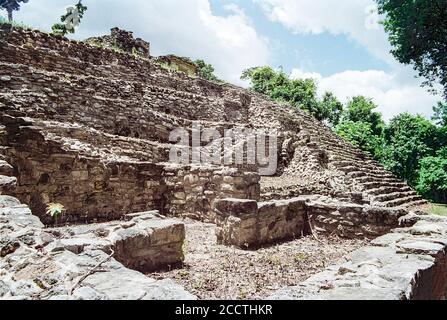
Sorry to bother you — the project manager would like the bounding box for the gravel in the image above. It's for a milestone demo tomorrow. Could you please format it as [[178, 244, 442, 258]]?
[[148, 219, 368, 300]]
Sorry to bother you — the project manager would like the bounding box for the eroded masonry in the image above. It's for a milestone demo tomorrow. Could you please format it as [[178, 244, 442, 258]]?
[[1, 26, 446, 300]]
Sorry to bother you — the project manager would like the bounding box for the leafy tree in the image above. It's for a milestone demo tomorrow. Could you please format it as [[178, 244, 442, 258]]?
[[382, 113, 439, 186], [376, 0, 447, 99], [335, 120, 383, 157], [432, 101, 447, 126], [438, 125, 447, 149], [193, 59, 222, 82], [318, 92, 344, 126], [342, 96, 385, 136], [177, 57, 222, 82], [52, 0, 87, 36], [241, 66, 343, 126], [287, 78, 320, 116], [241, 66, 281, 96], [416, 152, 447, 203], [334, 96, 385, 159], [0, 0, 28, 22]]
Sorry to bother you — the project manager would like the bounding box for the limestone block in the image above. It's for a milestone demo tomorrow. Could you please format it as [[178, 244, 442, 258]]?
[[0, 194, 195, 299], [110, 218, 185, 272], [214, 198, 258, 217], [215, 197, 308, 248], [216, 215, 258, 248]]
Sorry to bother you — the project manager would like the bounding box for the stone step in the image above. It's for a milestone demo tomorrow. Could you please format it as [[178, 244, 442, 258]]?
[[1, 86, 208, 112], [1, 52, 209, 99], [336, 165, 361, 173], [1, 63, 212, 107], [331, 157, 382, 166], [402, 199, 429, 208], [321, 139, 364, 152], [327, 149, 366, 161], [338, 166, 394, 178], [347, 171, 396, 180], [332, 162, 393, 175], [355, 176, 404, 185], [380, 195, 424, 207], [366, 185, 412, 196], [359, 167, 395, 176], [329, 153, 368, 161], [360, 181, 408, 191], [372, 191, 416, 203]]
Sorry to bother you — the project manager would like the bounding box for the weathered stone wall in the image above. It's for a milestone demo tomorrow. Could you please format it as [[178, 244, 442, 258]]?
[[86, 27, 150, 58], [1, 114, 261, 223], [162, 165, 260, 222], [214, 198, 308, 248], [1, 117, 165, 224], [47, 211, 185, 272], [214, 196, 409, 248], [0, 154, 16, 195], [306, 197, 408, 238], [0, 26, 231, 127]]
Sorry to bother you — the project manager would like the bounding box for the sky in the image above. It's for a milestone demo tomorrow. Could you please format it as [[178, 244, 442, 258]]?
[[1, 0, 443, 121]]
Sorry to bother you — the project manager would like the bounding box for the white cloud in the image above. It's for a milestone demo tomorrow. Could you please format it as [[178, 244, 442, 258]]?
[[254, 0, 392, 63], [289, 69, 322, 81], [258, 0, 443, 120], [291, 68, 440, 121], [2, 0, 269, 85]]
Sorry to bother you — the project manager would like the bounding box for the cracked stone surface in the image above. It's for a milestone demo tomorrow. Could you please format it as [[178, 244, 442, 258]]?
[[269, 216, 447, 300], [0, 195, 195, 300]]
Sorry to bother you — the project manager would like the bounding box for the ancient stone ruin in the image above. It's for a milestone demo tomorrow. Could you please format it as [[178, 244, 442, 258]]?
[[0, 25, 446, 300], [85, 27, 150, 58], [155, 55, 198, 77]]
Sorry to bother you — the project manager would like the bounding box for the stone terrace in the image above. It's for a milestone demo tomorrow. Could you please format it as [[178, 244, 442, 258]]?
[[1, 26, 445, 300], [0, 26, 426, 221]]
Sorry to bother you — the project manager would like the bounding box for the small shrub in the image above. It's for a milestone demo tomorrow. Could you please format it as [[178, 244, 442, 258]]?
[[46, 202, 66, 222]]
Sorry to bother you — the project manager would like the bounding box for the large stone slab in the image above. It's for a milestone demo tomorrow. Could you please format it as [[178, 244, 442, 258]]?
[[214, 196, 409, 248], [214, 197, 308, 248], [0, 195, 195, 300], [46, 211, 185, 272], [269, 215, 447, 300]]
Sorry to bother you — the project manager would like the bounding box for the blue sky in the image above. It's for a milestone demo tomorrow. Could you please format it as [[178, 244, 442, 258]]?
[[209, 0, 389, 76], [1, 0, 442, 121]]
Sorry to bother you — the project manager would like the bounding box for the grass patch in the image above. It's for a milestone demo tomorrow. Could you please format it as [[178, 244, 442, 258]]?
[[427, 203, 447, 216], [0, 16, 32, 30]]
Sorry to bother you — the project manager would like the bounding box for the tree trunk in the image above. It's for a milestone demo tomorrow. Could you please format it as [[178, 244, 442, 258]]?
[[7, 9, 13, 22]]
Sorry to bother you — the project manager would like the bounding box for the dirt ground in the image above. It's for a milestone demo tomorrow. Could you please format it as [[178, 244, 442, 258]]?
[[148, 219, 368, 300]]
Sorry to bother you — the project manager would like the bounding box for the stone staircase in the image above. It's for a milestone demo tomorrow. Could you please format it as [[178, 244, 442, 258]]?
[[316, 127, 425, 209], [260, 104, 428, 210]]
